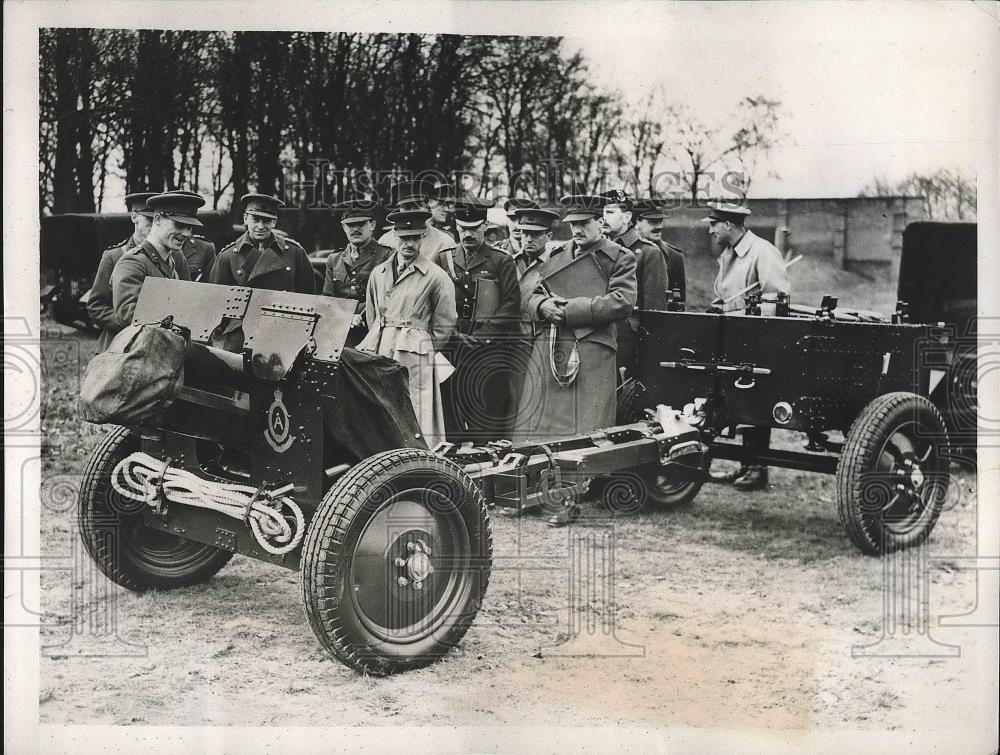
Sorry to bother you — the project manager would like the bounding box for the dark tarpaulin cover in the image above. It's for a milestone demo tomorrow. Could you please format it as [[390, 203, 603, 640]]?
[[321, 347, 428, 463]]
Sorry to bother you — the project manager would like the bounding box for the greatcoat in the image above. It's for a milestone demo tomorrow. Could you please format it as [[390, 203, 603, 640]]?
[[512, 237, 637, 445]]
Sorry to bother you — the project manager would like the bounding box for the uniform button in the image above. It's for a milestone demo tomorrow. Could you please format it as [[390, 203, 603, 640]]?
[[285, 266, 291, 271], [237, 269, 242, 274]]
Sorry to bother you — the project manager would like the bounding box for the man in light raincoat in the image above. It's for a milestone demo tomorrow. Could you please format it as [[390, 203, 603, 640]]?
[[359, 209, 458, 448]]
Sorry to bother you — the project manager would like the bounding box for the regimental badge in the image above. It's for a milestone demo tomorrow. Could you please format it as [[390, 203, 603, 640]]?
[[264, 387, 295, 453]]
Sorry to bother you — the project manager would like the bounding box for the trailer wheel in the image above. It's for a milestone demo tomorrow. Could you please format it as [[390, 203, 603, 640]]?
[[301, 448, 492, 676], [837, 392, 949, 555], [78, 426, 233, 591], [639, 465, 705, 508]]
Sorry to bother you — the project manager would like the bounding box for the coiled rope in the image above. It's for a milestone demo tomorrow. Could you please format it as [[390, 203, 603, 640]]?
[[111, 451, 305, 555]]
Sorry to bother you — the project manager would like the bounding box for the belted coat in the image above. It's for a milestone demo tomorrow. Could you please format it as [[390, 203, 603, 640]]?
[[358, 254, 458, 448]]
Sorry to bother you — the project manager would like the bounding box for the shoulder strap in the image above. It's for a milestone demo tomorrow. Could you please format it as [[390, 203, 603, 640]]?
[[443, 248, 458, 281]]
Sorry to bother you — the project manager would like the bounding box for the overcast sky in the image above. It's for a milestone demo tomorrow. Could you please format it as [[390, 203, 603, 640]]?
[[7, 1, 999, 203], [566, 1, 999, 197]]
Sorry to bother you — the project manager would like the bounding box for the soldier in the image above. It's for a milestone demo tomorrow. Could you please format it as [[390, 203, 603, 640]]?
[[210, 193, 315, 294], [512, 195, 637, 524], [322, 199, 394, 347], [89, 191, 187, 351], [173, 189, 217, 281], [634, 198, 687, 304], [359, 210, 458, 448], [377, 180, 457, 259], [497, 197, 540, 257], [507, 206, 561, 436], [598, 190, 669, 377], [110, 192, 198, 328], [433, 198, 521, 442], [428, 181, 458, 241], [705, 201, 791, 492]]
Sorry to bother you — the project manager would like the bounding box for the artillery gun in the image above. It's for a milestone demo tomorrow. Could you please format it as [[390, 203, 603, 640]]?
[[78, 279, 702, 674]]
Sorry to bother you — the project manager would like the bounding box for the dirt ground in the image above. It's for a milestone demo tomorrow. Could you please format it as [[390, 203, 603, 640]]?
[[35, 312, 995, 742]]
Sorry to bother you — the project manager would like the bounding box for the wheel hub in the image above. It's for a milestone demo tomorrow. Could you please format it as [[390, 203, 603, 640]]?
[[392, 537, 434, 590]]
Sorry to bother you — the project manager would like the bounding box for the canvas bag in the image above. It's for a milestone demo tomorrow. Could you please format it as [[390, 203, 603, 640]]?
[[79, 316, 190, 425]]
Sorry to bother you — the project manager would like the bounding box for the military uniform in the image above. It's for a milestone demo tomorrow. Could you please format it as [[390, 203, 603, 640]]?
[[183, 235, 217, 282], [433, 239, 521, 441], [633, 198, 686, 304], [322, 237, 393, 346], [657, 239, 687, 303], [111, 240, 191, 328], [90, 234, 189, 351], [506, 207, 560, 437], [610, 225, 669, 374], [512, 235, 637, 445], [210, 231, 314, 293], [108, 191, 207, 328], [358, 210, 458, 449]]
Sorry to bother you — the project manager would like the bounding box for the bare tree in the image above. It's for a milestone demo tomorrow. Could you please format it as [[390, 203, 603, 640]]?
[[860, 168, 977, 220]]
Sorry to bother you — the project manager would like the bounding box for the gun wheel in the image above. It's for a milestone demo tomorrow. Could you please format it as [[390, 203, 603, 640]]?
[[301, 448, 492, 676], [837, 392, 950, 555], [78, 426, 233, 591]]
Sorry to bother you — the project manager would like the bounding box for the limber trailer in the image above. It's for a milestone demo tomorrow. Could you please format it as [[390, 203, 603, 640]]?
[[77, 279, 703, 676]]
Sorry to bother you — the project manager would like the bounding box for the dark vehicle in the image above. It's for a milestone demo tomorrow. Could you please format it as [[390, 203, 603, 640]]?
[[78, 279, 700, 674], [621, 293, 957, 555], [897, 221, 977, 457], [40, 211, 234, 330]]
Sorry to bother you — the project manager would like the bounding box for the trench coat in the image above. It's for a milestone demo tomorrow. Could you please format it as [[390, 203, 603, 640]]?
[[358, 254, 458, 448], [110, 240, 191, 329], [433, 242, 521, 442], [512, 237, 637, 445], [210, 231, 315, 294], [712, 229, 790, 312]]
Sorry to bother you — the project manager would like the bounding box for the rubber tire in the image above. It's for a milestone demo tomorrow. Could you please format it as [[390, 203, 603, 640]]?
[[608, 377, 704, 510], [77, 426, 234, 591], [615, 376, 644, 425], [640, 465, 705, 508], [300, 448, 493, 676], [836, 392, 949, 555]]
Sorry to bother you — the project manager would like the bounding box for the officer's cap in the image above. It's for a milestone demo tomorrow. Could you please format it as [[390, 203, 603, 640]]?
[[633, 198, 666, 221], [702, 201, 751, 224], [558, 194, 602, 223], [148, 192, 205, 227], [333, 199, 380, 224], [124, 192, 157, 217], [388, 209, 431, 238], [454, 196, 497, 227], [504, 197, 540, 218], [429, 181, 457, 202], [515, 208, 560, 232], [596, 189, 634, 211], [241, 193, 285, 220], [392, 180, 429, 207]]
